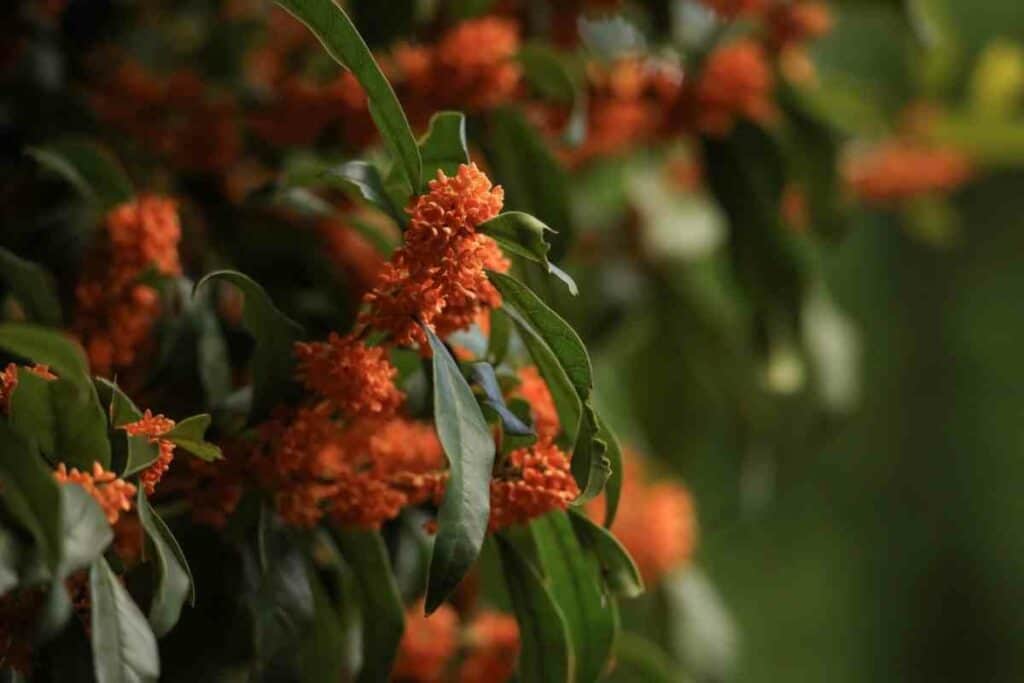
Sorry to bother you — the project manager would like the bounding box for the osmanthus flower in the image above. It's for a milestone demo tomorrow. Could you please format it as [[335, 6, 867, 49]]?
[[488, 441, 579, 532], [73, 194, 182, 377], [587, 452, 697, 583], [54, 462, 137, 525], [0, 362, 56, 413], [692, 39, 777, 136], [427, 17, 523, 111], [843, 140, 974, 206], [392, 601, 460, 682], [764, 1, 834, 51], [360, 163, 509, 349], [294, 333, 404, 419], [457, 611, 521, 683], [122, 410, 177, 495], [514, 366, 560, 442]]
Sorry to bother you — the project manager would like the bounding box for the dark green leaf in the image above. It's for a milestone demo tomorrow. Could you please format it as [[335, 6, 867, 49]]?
[[276, 0, 422, 193], [595, 414, 623, 528], [569, 408, 610, 505], [299, 564, 348, 683], [164, 414, 223, 462], [469, 362, 534, 437], [331, 528, 405, 683], [26, 139, 134, 211], [479, 212, 574, 291], [0, 323, 90, 385], [94, 378, 156, 477], [90, 556, 160, 683], [424, 326, 496, 614], [59, 484, 113, 576], [0, 422, 62, 572], [0, 526, 22, 595], [194, 270, 304, 423], [612, 633, 681, 683], [50, 378, 114, 471], [418, 111, 469, 180], [487, 308, 511, 366], [9, 369, 57, 454], [137, 490, 193, 637], [532, 512, 615, 683], [496, 535, 573, 683], [568, 510, 643, 599], [322, 160, 404, 226], [0, 248, 62, 326]]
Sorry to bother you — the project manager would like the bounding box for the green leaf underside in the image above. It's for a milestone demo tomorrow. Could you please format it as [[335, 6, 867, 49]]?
[[27, 138, 134, 210], [419, 111, 470, 181], [532, 512, 615, 683], [497, 535, 573, 683], [0, 323, 90, 383], [59, 484, 113, 577], [0, 247, 62, 326], [137, 490, 194, 637], [424, 326, 496, 614], [275, 0, 422, 193], [193, 270, 304, 423], [568, 510, 644, 599], [331, 528, 405, 683], [90, 556, 161, 683]]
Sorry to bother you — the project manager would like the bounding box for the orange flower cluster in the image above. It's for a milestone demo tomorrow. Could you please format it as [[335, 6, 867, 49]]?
[[489, 441, 579, 532], [843, 141, 974, 205], [392, 601, 460, 682], [361, 163, 509, 349], [588, 451, 697, 583], [692, 40, 776, 136], [392, 602, 520, 683], [255, 406, 446, 528], [765, 1, 834, 50], [73, 195, 182, 377], [122, 410, 177, 495], [294, 334, 404, 419], [0, 363, 56, 413], [54, 462, 137, 525], [90, 62, 240, 173], [397, 17, 522, 114]]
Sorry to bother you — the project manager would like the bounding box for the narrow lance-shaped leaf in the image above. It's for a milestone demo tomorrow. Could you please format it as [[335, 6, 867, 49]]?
[[569, 408, 610, 506], [531, 512, 616, 683], [90, 556, 160, 683], [26, 138, 134, 211], [469, 362, 534, 437], [595, 414, 623, 528], [480, 212, 578, 294], [0, 422, 63, 572], [275, 0, 422, 193], [424, 325, 496, 614], [331, 528, 405, 683], [137, 489, 193, 637], [496, 535, 573, 683], [0, 248, 62, 326], [568, 510, 643, 599], [194, 271, 304, 423]]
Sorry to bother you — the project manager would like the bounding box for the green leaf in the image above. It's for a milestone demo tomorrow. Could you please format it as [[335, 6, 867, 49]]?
[[488, 273, 592, 399], [424, 326, 496, 614], [331, 528, 405, 683], [418, 111, 469, 180], [164, 414, 224, 462], [480, 212, 578, 294], [94, 378, 157, 477], [0, 323, 90, 384], [49, 378, 114, 471], [595, 414, 623, 528], [532, 512, 615, 683], [276, 0, 422, 193], [0, 248, 62, 326], [487, 307, 511, 366], [26, 139, 134, 211], [0, 422, 62, 573], [137, 490, 193, 637], [496, 535, 573, 683], [90, 556, 160, 683], [299, 564, 349, 683], [194, 271, 304, 423], [9, 368, 57, 454], [0, 526, 23, 595], [469, 362, 534, 437], [569, 408, 610, 506], [568, 510, 643, 599], [322, 160, 404, 227], [59, 484, 113, 577]]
